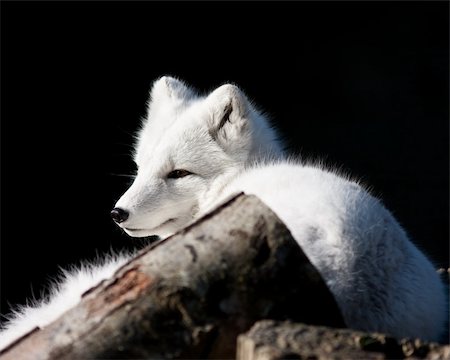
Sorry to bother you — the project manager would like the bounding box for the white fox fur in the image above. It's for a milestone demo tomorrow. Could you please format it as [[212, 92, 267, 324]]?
[[0, 76, 447, 349], [0, 253, 132, 349]]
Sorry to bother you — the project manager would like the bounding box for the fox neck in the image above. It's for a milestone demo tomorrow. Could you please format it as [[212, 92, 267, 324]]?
[[247, 140, 285, 165], [246, 112, 285, 164], [197, 150, 284, 219], [197, 169, 245, 217]]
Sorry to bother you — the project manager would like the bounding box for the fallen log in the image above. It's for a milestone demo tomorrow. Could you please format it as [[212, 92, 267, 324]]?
[[0, 194, 344, 360], [237, 320, 450, 360]]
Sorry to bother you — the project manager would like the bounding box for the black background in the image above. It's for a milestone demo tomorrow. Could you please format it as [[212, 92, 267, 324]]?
[[1, 2, 448, 319]]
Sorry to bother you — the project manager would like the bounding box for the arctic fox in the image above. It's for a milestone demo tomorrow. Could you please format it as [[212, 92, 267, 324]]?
[[0, 77, 446, 350], [111, 77, 447, 342]]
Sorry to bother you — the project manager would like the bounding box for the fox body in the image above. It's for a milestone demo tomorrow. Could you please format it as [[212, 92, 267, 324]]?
[[0, 77, 446, 349]]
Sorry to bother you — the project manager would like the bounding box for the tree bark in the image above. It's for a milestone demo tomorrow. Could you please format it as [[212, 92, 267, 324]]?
[[0, 194, 344, 360], [237, 320, 450, 360]]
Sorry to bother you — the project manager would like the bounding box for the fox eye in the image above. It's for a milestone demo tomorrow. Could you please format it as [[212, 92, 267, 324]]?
[[167, 169, 192, 179]]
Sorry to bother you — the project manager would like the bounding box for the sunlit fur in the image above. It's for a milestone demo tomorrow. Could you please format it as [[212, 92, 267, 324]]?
[[0, 252, 132, 349], [0, 77, 446, 350]]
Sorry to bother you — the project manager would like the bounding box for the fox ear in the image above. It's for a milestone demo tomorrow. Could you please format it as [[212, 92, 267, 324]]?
[[206, 84, 251, 146], [150, 76, 194, 105]]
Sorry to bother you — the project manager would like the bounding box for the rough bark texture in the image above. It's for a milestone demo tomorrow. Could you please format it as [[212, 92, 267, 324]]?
[[237, 320, 450, 360], [0, 194, 344, 360]]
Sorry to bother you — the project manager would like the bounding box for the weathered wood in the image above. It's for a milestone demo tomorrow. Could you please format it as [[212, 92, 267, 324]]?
[[237, 320, 450, 360], [0, 194, 344, 360]]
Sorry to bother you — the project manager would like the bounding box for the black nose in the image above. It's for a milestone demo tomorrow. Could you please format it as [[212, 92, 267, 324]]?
[[111, 208, 129, 223]]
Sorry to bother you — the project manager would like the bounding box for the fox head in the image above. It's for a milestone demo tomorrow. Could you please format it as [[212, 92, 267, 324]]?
[[112, 76, 283, 238]]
